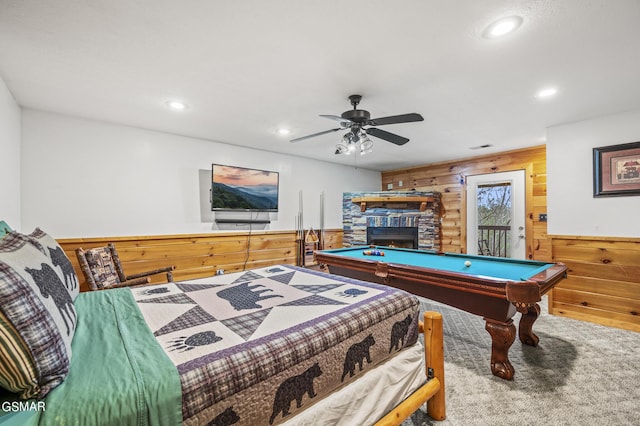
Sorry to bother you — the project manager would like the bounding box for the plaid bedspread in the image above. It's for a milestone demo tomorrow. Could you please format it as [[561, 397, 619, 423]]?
[[131, 265, 420, 425]]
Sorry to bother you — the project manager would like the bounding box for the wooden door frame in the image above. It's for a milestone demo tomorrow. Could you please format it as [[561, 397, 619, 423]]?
[[461, 163, 534, 259]]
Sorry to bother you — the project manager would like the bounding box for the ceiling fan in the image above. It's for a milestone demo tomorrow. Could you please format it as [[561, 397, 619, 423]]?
[[290, 95, 423, 154]]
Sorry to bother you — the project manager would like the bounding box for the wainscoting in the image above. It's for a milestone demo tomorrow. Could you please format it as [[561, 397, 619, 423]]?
[[58, 229, 343, 293], [549, 235, 640, 332]]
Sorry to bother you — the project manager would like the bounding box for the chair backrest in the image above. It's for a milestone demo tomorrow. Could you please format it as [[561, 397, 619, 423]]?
[[76, 244, 123, 290]]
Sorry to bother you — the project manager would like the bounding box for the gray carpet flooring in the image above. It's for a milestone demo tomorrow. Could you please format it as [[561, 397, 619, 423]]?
[[402, 296, 640, 426]]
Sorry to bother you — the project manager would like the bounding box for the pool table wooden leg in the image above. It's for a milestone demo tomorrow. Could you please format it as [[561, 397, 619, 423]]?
[[484, 319, 516, 380], [518, 303, 541, 347]]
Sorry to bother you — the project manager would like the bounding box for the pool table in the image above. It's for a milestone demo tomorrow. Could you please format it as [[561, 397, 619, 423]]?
[[315, 246, 567, 380]]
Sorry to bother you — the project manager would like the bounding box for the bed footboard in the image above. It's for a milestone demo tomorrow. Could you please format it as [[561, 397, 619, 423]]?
[[374, 311, 446, 425]]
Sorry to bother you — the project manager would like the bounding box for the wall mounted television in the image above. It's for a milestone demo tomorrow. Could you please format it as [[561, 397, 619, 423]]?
[[211, 164, 279, 212]]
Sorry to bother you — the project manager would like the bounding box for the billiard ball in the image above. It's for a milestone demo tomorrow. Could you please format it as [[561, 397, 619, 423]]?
[[464, 261, 472, 267]]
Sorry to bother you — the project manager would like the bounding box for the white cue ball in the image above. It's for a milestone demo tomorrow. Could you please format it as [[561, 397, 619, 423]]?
[[464, 261, 472, 267]]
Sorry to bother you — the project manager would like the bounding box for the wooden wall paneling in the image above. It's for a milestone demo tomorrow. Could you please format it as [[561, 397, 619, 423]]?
[[321, 229, 343, 249], [459, 184, 466, 254], [439, 190, 462, 253], [549, 235, 640, 332], [381, 145, 547, 260], [552, 287, 640, 317], [524, 163, 535, 261], [551, 300, 639, 330], [59, 229, 343, 293], [559, 259, 639, 283], [381, 145, 639, 332], [553, 276, 637, 299]]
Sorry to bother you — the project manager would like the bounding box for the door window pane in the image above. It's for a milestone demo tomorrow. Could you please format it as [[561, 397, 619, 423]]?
[[477, 183, 512, 257]]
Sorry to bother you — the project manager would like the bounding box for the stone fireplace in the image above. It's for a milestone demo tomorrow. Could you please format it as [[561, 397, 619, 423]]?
[[342, 191, 441, 250]]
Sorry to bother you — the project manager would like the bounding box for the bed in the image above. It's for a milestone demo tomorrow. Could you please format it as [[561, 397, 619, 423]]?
[[0, 230, 445, 425]]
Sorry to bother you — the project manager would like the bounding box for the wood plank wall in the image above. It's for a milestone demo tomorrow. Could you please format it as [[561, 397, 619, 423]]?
[[549, 235, 640, 332], [58, 229, 343, 293], [380, 145, 640, 331], [380, 145, 548, 260]]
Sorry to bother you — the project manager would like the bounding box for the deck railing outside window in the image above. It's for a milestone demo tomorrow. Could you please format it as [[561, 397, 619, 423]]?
[[477, 225, 510, 258]]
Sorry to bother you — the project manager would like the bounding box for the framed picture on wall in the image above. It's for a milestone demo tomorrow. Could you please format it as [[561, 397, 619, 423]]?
[[593, 141, 640, 197]]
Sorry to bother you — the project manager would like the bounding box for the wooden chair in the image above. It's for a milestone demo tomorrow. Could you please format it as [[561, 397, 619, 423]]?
[[76, 243, 175, 291]]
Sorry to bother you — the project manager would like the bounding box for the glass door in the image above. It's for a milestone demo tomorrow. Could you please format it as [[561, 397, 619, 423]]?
[[466, 170, 526, 259]]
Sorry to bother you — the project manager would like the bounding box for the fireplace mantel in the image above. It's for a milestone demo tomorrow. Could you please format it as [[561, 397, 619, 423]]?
[[351, 196, 434, 212]]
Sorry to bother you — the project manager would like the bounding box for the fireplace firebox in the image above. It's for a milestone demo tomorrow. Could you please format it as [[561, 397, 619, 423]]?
[[366, 227, 418, 249]]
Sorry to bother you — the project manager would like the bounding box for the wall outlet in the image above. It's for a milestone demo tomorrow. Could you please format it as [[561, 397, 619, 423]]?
[[539, 213, 547, 222]]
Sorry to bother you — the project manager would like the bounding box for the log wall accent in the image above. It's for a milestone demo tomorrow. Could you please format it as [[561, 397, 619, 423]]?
[[549, 235, 640, 332], [381, 145, 548, 260], [58, 229, 343, 293]]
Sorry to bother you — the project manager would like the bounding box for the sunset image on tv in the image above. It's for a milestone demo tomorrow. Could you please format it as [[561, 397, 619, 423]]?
[[211, 164, 279, 211]]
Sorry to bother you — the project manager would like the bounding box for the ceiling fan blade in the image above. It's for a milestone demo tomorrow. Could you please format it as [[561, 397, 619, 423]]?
[[365, 127, 410, 145], [320, 114, 348, 122], [368, 113, 424, 126], [319, 114, 353, 126], [290, 128, 342, 143]]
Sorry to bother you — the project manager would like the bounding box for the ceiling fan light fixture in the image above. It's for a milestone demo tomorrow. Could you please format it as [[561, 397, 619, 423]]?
[[343, 132, 358, 144], [361, 139, 373, 149], [360, 135, 374, 155], [360, 144, 373, 156], [335, 144, 348, 155]]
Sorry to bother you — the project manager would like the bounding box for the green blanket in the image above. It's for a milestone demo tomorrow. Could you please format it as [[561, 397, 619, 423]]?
[[1, 289, 182, 426]]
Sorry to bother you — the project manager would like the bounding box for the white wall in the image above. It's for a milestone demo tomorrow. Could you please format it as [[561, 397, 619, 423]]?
[[20, 110, 380, 238], [0, 77, 21, 230], [547, 109, 640, 237]]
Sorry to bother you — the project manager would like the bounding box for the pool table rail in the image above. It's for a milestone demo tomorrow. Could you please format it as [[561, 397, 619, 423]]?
[[320, 252, 566, 304], [506, 264, 566, 307]]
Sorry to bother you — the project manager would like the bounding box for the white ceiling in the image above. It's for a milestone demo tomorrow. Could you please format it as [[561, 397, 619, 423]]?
[[1, 0, 640, 171]]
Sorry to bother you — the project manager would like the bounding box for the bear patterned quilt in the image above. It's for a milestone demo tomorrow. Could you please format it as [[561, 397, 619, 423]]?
[[131, 265, 421, 425]]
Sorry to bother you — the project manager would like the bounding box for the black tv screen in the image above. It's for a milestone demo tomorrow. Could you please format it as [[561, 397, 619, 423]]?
[[211, 164, 279, 211]]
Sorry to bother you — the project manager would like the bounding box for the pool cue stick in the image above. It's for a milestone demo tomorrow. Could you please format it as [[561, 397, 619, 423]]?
[[295, 215, 299, 266], [319, 192, 325, 250], [298, 190, 304, 266]]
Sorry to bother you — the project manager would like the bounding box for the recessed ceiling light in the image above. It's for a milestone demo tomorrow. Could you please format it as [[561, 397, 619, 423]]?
[[165, 100, 188, 111], [483, 16, 523, 39], [277, 128, 290, 136], [535, 87, 558, 98]]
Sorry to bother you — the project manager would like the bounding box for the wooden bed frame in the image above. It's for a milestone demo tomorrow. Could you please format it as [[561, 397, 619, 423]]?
[[375, 311, 446, 425]]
